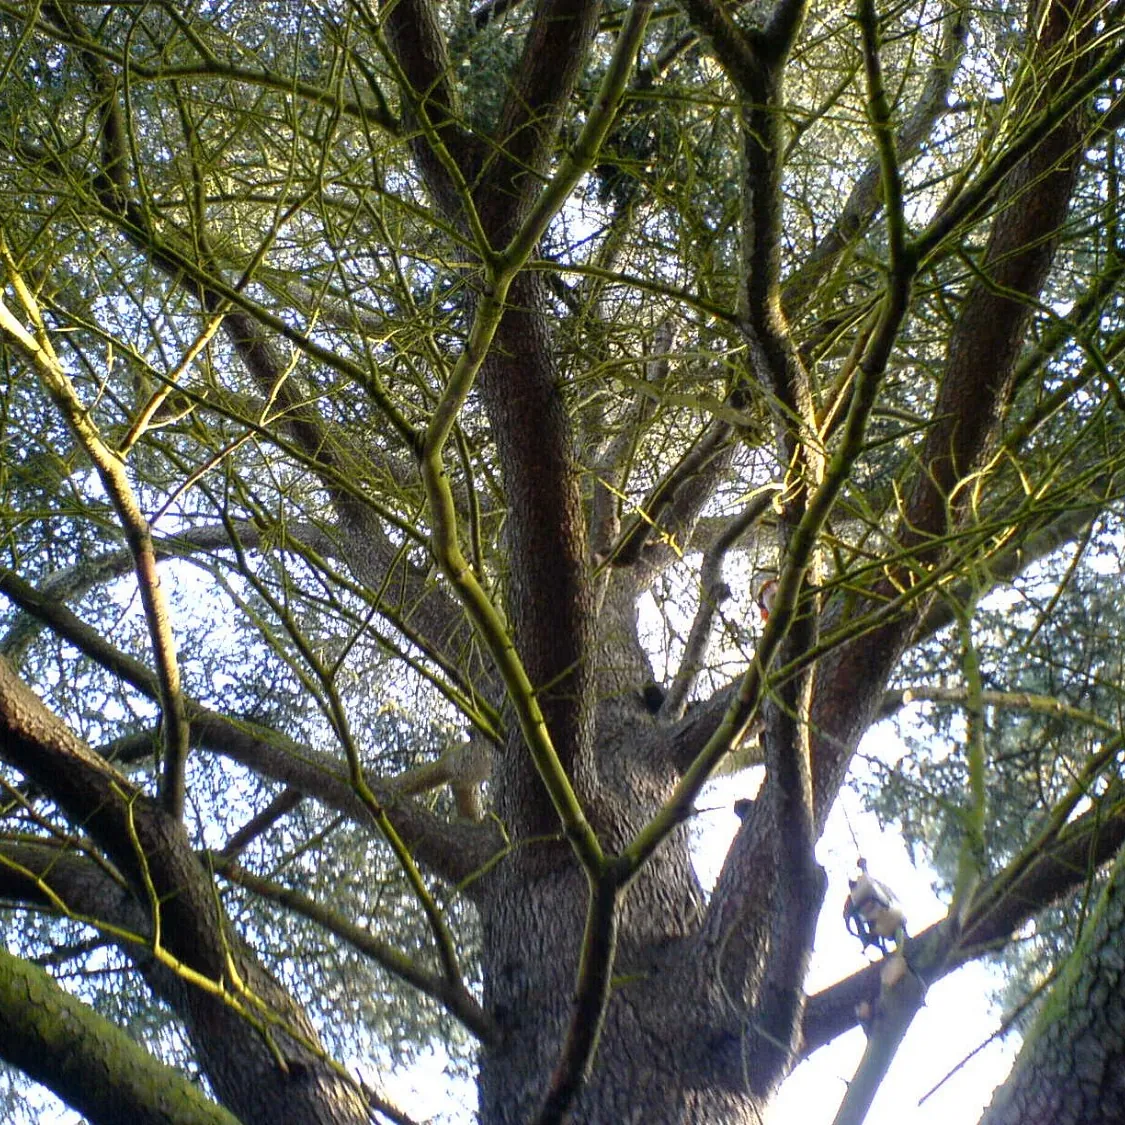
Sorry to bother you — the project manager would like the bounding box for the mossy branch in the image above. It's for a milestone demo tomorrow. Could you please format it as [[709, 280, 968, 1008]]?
[[0, 944, 242, 1125]]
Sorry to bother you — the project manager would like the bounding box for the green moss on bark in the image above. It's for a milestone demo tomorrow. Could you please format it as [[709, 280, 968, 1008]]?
[[0, 946, 240, 1125]]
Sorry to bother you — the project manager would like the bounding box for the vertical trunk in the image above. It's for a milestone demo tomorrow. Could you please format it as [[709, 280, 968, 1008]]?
[[477, 270, 597, 837], [478, 713, 770, 1125], [979, 843, 1125, 1125], [477, 833, 769, 1124]]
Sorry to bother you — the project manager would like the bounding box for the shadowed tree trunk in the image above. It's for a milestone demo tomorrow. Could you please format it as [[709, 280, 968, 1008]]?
[[981, 841, 1125, 1125]]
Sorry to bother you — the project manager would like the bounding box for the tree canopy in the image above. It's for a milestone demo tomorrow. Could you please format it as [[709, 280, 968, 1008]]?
[[0, 0, 1123, 1123]]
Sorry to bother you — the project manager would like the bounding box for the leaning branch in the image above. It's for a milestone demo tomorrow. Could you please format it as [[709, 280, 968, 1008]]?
[[607, 420, 734, 568], [0, 240, 191, 820], [533, 869, 621, 1125], [0, 944, 240, 1125], [485, 0, 603, 236], [914, 6, 1125, 262]]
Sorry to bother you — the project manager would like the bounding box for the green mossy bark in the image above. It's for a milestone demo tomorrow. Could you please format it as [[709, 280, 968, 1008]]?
[[0, 946, 241, 1125]]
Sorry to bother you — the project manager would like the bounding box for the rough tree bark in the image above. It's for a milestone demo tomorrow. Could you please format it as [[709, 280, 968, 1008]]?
[[382, 0, 1112, 1120], [980, 840, 1125, 1125]]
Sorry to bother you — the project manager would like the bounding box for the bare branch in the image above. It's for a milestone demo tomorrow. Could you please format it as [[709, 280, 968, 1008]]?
[[218, 790, 304, 860], [607, 419, 734, 569]]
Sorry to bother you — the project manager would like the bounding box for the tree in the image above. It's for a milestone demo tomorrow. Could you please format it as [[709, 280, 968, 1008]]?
[[0, 0, 1122, 1122]]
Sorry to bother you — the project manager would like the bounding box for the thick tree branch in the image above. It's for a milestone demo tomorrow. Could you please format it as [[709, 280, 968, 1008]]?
[[0, 655, 371, 1124], [218, 790, 304, 859], [472, 0, 529, 28], [421, 0, 656, 845], [478, 0, 601, 240], [915, 4, 1125, 262], [196, 716, 505, 889], [0, 566, 504, 886], [906, 21, 1100, 540], [706, 41, 918, 1073], [801, 796, 1125, 1057], [0, 942, 240, 1125], [374, 0, 484, 224], [608, 419, 735, 569], [829, 960, 926, 1125], [678, 0, 762, 84], [655, 12, 922, 1081]]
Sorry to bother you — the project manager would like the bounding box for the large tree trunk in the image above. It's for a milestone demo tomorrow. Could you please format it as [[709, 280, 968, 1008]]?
[[476, 802, 765, 1123], [0, 0, 1119, 1121], [980, 841, 1125, 1125]]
